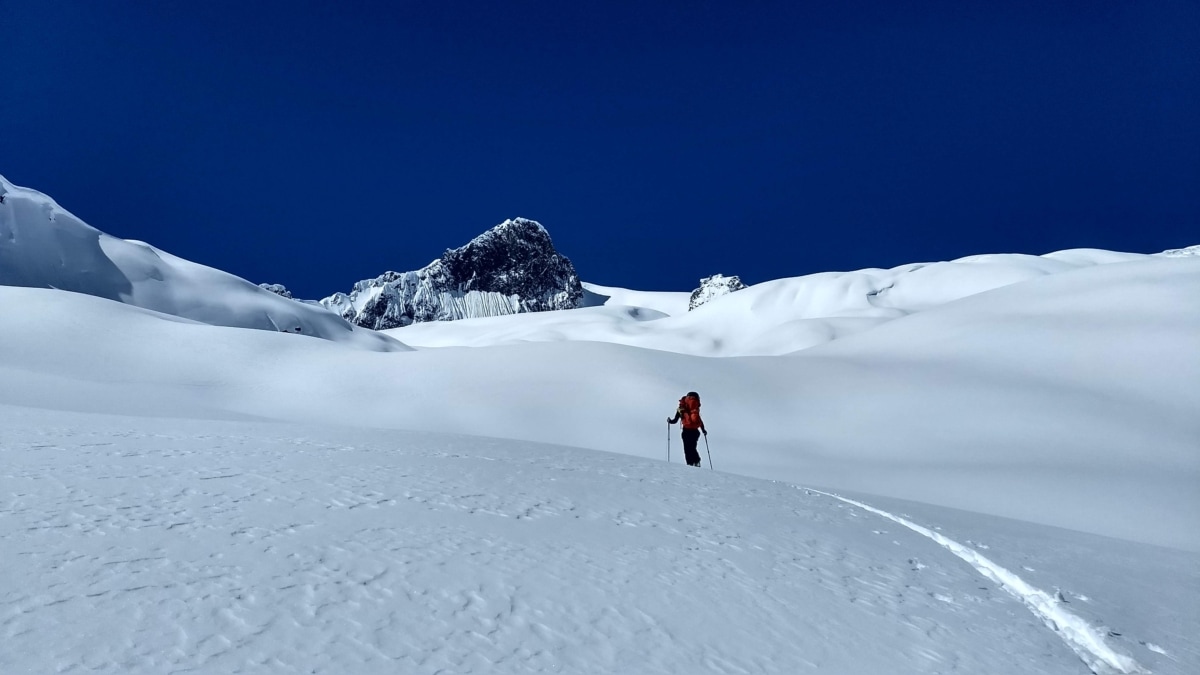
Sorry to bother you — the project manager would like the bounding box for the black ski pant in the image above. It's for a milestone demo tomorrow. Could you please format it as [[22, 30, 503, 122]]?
[[681, 428, 701, 466]]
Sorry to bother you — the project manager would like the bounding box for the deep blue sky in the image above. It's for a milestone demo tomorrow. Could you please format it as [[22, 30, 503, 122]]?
[[3, 1, 1196, 297]]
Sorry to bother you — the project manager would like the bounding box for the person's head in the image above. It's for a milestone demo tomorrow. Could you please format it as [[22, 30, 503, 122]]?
[[686, 391, 699, 400]]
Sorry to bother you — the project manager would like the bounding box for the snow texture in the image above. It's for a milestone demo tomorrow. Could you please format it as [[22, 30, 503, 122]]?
[[2, 408, 1193, 674], [320, 218, 583, 329], [688, 273, 747, 310]]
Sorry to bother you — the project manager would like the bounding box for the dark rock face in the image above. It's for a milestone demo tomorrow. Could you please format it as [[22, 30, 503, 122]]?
[[440, 219, 577, 305], [322, 218, 584, 330], [688, 274, 747, 311]]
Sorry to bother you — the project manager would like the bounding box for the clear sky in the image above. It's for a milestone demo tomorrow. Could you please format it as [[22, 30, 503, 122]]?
[[2, 1, 1196, 298]]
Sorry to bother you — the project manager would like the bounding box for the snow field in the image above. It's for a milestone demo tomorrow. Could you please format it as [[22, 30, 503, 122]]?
[[5, 407, 1188, 674], [3, 255, 1196, 552]]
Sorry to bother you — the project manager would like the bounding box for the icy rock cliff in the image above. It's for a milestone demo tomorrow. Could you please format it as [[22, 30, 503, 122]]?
[[688, 274, 747, 311], [322, 218, 583, 329]]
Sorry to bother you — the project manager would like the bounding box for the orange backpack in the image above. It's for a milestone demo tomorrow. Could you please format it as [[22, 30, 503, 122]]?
[[678, 394, 702, 430]]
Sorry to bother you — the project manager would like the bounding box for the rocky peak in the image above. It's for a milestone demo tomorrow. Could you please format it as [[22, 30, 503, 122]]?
[[689, 274, 747, 311], [321, 218, 583, 330], [440, 218, 563, 296]]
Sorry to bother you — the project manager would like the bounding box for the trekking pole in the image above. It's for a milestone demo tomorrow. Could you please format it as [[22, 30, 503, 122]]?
[[704, 434, 713, 470], [666, 422, 671, 463]]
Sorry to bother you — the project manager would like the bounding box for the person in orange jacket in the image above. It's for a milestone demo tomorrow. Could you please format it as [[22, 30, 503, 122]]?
[[668, 391, 707, 467]]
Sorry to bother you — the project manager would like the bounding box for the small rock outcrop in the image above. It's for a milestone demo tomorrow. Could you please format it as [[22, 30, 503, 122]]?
[[322, 218, 583, 329], [688, 274, 747, 311], [259, 283, 293, 299]]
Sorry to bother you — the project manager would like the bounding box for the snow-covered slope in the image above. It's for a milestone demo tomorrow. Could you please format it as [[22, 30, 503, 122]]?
[[2, 254, 1196, 552], [2, 405, 1193, 675], [0, 175, 403, 352], [321, 218, 583, 329]]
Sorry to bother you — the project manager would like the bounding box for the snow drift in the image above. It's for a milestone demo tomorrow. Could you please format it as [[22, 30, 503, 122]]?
[[396, 249, 1159, 357]]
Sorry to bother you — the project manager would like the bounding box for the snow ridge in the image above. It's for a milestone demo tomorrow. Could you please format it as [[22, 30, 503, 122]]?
[[1160, 245, 1200, 257], [0, 174, 403, 351], [807, 489, 1149, 675]]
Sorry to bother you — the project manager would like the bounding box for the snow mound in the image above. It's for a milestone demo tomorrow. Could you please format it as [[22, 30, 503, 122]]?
[[580, 282, 690, 315], [0, 174, 405, 352]]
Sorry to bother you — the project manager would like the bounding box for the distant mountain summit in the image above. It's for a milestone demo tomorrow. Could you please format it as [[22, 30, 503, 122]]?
[[322, 218, 584, 330], [689, 274, 747, 310]]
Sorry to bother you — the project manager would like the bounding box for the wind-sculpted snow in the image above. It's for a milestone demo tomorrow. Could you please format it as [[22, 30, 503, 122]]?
[[0, 175, 404, 352], [2, 406, 1193, 674], [321, 218, 583, 329], [581, 282, 690, 315]]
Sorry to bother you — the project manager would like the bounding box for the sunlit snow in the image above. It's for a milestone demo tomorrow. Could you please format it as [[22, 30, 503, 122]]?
[[1, 175, 1196, 674]]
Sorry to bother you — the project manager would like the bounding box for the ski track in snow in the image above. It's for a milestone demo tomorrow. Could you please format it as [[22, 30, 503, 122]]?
[[806, 489, 1149, 675]]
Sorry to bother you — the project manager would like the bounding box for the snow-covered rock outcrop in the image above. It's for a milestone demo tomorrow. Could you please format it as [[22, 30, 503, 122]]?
[[259, 283, 293, 299], [1161, 245, 1200, 257], [0, 174, 405, 352], [322, 218, 583, 329], [688, 273, 747, 310]]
